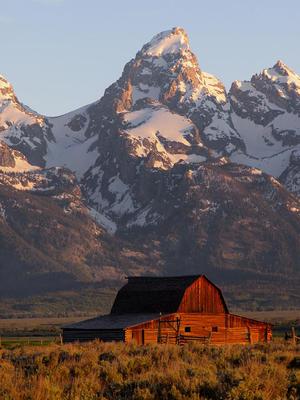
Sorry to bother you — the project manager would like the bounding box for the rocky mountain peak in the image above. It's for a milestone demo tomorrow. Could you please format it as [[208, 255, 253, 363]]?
[[102, 27, 229, 140], [248, 60, 300, 114], [272, 60, 295, 76], [110, 26, 203, 113], [257, 60, 300, 86], [140, 27, 190, 57], [0, 74, 16, 102], [1, 28, 300, 299]]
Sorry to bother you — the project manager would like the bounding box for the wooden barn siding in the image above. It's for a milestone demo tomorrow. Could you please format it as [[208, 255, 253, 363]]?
[[125, 313, 271, 345], [63, 329, 124, 343], [177, 277, 227, 314]]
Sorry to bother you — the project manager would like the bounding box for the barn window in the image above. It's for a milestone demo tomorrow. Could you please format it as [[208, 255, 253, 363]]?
[[185, 326, 191, 332], [212, 326, 218, 332]]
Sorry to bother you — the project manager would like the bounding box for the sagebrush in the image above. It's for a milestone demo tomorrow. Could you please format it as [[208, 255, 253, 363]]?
[[0, 340, 299, 399]]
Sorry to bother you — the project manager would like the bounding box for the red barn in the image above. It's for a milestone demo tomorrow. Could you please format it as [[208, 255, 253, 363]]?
[[63, 275, 272, 345]]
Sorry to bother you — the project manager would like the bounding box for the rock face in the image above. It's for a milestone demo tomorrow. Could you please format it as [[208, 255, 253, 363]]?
[[0, 27, 300, 299], [0, 140, 36, 171], [0, 75, 53, 166], [121, 160, 300, 276], [99, 27, 240, 154], [0, 167, 159, 296], [229, 61, 300, 185], [0, 141, 15, 168], [279, 150, 300, 196]]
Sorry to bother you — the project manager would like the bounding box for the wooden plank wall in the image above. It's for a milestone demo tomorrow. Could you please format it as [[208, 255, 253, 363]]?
[[178, 277, 227, 313], [63, 329, 124, 343], [125, 313, 271, 345]]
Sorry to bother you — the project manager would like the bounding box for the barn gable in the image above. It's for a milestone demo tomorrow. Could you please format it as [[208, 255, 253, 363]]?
[[178, 275, 228, 313], [110, 275, 228, 314]]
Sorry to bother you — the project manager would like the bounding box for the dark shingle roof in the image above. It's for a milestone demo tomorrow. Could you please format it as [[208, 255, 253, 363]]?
[[110, 275, 202, 314], [63, 313, 163, 330]]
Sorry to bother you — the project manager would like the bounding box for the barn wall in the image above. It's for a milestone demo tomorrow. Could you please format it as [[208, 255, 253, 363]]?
[[125, 313, 271, 345], [63, 329, 124, 343], [177, 277, 228, 314], [125, 313, 179, 344]]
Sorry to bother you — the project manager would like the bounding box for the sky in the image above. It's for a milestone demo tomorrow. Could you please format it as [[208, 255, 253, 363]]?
[[1, 0, 300, 116]]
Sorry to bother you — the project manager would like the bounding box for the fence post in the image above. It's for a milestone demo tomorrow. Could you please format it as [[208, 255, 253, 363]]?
[[291, 327, 296, 345], [248, 327, 252, 344]]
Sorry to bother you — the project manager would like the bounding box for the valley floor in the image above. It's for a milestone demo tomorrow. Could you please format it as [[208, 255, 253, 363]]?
[[0, 340, 299, 400]]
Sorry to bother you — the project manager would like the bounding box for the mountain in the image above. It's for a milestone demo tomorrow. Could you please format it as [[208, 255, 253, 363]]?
[[121, 159, 300, 274], [0, 165, 160, 296], [0, 27, 300, 310], [0, 75, 53, 166], [229, 61, 300, 192]]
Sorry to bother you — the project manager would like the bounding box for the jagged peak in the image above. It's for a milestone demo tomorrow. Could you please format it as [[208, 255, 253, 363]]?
[[272, 60, 295, 75], [231, 61, 300, 94], [0, 74, 15, 100], [0, 74, 11, 89], [230, 79, 252, 92], [260, 60, 300, 82], [140, 27, 190, 57]]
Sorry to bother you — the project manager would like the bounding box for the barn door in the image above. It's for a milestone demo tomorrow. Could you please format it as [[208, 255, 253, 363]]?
[[132, 329, 145, 344]]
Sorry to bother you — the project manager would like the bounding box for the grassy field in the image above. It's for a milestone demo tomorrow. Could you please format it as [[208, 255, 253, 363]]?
[[0, 340, 299, 399], [0, 316, 89, 333], [0, 311, 299, 398], [0, 336, 57, 350], [0, 316, 91, 349]]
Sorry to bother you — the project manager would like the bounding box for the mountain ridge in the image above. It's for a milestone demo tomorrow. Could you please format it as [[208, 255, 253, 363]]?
[[0, 27, 300, 306]]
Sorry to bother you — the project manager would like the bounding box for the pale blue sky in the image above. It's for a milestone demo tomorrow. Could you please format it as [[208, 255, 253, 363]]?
[[1, 0, 300, 115]]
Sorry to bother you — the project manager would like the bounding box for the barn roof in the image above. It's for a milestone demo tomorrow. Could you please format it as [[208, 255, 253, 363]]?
[[64, 313, 163, 330], [110, 275, 205, 314]]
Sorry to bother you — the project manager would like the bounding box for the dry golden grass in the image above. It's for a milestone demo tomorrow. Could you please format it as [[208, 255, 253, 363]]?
[[0, 340, 299, 399]]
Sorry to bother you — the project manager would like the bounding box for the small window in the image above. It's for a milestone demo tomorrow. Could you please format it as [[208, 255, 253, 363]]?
[[185, 326, 191, 333], [212, 326, 218, 332]]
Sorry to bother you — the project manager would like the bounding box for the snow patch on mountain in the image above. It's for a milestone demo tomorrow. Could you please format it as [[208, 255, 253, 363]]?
[[46, 107, 98, 178], [141, 27, 189, 57], [123, 106, 193, 146], [88, 207, 117, 234], [263, 61, 300, 93], [0, 153, 39, 173], [108, 176, 136, 215], [0, 76, 11, 90], [229, 61, 300, 182], [201, 72, 227, 104], [132, 85, 160, 104], [0, 101, 40, 129]]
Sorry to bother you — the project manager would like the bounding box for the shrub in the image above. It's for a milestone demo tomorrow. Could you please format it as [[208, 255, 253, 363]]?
[[0, 340, 299, 399]]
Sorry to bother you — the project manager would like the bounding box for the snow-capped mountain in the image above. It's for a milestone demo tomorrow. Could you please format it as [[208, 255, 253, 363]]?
[[0, 75, 54, 166], [0, 27, 300, 298], [229, 61, 300, 184], [1, 28, 300, 221], [101, 27, 240, 154], [124, 159, 300, 277]]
